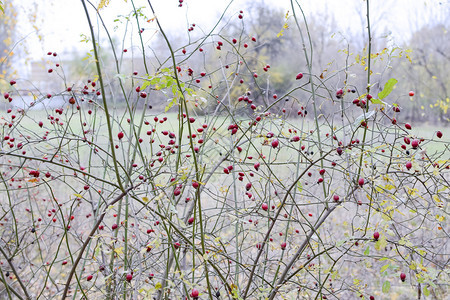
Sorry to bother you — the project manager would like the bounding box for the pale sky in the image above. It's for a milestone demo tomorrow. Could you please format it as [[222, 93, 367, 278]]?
[[14, 0, 450, 61]]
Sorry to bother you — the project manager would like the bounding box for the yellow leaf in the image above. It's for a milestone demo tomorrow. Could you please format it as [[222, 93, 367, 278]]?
[[433, 167, 440, 176], [384, 184, 395, 190], [155, 282, 162, 289], [114, 247, 124, 255], [436, 215, 445, 222], [142, 196, 149, 203], [433, 195, 441, 203], [97, 0, 110, 10]]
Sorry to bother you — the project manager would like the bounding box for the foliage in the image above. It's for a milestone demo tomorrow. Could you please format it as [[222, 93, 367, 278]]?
[[0, 2, 17, 89]]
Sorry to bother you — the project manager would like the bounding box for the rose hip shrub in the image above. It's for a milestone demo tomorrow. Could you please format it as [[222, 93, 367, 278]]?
[[0, 1, 448, 299]]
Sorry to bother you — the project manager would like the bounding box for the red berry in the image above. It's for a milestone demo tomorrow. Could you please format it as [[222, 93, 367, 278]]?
[[411, 139, 419, 149], [112, 224, 118, 230], [373, 232, 380, 241], [87, 274, 93, 281], [126, 273, 133, 282], [191, 288, 199, 298], [405, 123, 412, 130], [406, 161, 412, 170], [188, 217, 194, 224], [192, 182, 199, 189], [400, 272, 406, 282], [261, 203, 268, 211], [409, 91, 414, 96], [333, 195, 340, 202], [118, 132, 124, 139], [271, 139, 279, 148], [296, 73, 303, 80], [280, 242, 286, 250], [358, 178, 365, 187], [436, 131, 443, 138]]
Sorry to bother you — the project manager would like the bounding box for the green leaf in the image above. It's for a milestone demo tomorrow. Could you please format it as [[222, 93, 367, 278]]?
[[380, 264, 390, 273], [94, 244, 101, 258], [375, 236, 387, 251], [297, 181, 303, 193], [364, 246, 370, 255], [141, 76, 153, 90], [150, 77, 160, 84], [378, 78, 398, 100], [165, 98, 177, 112], [423, 286, 430, 297], [370, 98, 385, 106], [382, 280, 391, 293]]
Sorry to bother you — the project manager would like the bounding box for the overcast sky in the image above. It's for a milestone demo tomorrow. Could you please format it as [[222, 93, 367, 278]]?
[[15, 0, 449, 61]]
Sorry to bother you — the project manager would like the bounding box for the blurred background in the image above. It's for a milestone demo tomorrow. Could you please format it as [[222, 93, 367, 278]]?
[[1, 0, 449, 123]]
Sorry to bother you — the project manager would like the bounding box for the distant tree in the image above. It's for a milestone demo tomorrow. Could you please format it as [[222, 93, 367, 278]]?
[[392, 23, 450, 122], [0, 2, 18, 88]]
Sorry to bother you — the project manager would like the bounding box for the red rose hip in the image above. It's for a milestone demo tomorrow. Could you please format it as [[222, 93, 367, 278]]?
[[358, 178, 365, 187], [373, 232, 380, 241]]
